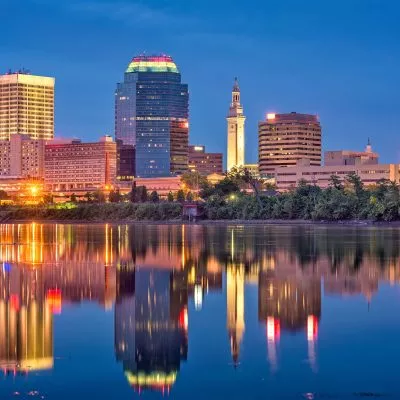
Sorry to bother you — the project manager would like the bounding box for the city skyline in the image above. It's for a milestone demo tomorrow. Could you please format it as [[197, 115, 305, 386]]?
[[2, 0, 399, 164]]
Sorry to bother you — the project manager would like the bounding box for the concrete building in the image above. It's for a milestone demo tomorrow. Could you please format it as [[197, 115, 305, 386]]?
[[275, 160, 400, 191], [44, 136, 116, 193], [0, 71, 54, 141], [188, 145, 223, 175], [0, 134, 45, 178], [227, 78, 246, 171], [115, 55, 189, 178], [258, 112, 322, 175], [324, 140, 379, 166], [133, 176, 182, 197]]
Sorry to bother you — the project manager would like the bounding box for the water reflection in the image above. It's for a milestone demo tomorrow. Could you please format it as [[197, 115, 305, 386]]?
[[0, 223, 400, 396]]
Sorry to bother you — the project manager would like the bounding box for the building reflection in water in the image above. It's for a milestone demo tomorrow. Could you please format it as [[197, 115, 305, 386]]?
[[1, 223, 400, 385], [115, 267, 188, 395], [258, 268, 321, 372], [0, 265, 53, 374]]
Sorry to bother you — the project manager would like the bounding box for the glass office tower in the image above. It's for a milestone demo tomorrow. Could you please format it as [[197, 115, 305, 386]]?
[[115, 55, 189, 178]]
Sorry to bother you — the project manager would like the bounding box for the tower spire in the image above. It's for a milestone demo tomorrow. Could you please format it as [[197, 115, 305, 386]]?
[[227, 77, 246, 171], [233, 77, 240, 92]]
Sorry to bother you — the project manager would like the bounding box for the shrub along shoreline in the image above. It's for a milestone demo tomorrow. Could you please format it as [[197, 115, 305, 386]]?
[[3, 170, 400, 223], [0, 203, 183, 222]]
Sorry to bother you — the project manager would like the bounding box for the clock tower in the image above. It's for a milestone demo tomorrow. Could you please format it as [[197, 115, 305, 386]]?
[[226, 78, 246, 171]]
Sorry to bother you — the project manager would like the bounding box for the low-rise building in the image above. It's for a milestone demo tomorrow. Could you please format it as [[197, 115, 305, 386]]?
[[188, 145, 223, 175], [133, 176, 182, 197], [44, 136, 117, 193], [324, 141, 378, 166], [275, 159, 400, 191]]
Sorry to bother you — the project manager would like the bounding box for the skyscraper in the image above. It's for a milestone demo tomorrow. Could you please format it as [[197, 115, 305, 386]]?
[[258, 112, 322, 175], [0, 71, 54, 141], [115, 55, 189, 178], [226, 78, 246, 171]]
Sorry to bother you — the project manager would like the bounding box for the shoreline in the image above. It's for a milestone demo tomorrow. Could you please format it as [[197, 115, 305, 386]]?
[[3, 218, 400, 227]]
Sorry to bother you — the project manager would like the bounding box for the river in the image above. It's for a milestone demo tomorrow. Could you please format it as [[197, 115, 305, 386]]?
[[0, 223, 399, 399]]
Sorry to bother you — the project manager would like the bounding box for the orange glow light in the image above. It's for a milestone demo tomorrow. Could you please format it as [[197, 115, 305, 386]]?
[[47, 289, 62, 315], [267, 113, 276, 120]]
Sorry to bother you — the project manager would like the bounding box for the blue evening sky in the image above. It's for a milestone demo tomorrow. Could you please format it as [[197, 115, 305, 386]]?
[[1, 0, 399, 163]]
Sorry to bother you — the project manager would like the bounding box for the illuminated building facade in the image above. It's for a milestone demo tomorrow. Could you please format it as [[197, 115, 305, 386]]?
[[0, 72, 54, 141], [258, 112, 322, 175], [188, 145, 223, 175], [0, 134, 45, 178], [227, 78, 246, 171], [115, 55, 189, 178], [44, 135, 117, 192]]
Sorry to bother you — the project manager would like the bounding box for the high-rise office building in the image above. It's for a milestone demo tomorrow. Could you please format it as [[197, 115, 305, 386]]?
[[115, 55, 189, 178], [258, 112, 321, 175], [227, 78, 246, 171], [0, 72, 54, 141], [0, 134, 45, 178]]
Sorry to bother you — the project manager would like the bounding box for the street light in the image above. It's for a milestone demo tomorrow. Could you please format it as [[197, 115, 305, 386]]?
[[30, 186, 39, 196]]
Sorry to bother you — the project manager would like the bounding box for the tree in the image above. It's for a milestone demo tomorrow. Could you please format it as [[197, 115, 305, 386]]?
[[329, 175, 343, 191], [186, 191, 194, 202], [138, 186, 148, 202], [0, 190, 8, 200], [43, 194, 53, 204], [215, 177, 241, 196], [130, 183, 138, 203], [130, 185, 148, 203], [84, 192, 93, 202], [70, 193, 77, 203], [93, 190, 106, 203], [181, 171, 207, 191], [346, 172, 364, 197], [176, 189, 185, 202], [167, 192, 174, 202], [228, 166, 264, 207], [109, 189, 123, 203], [150, 191, 159, 203]]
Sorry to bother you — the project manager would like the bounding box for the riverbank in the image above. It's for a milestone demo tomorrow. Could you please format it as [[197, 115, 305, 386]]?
[[3, 203, 400, 227], [4, 217, 400, 228]]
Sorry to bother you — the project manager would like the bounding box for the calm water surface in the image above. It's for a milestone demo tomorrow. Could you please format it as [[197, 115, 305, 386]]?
[[1, 223, 400, 399]]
